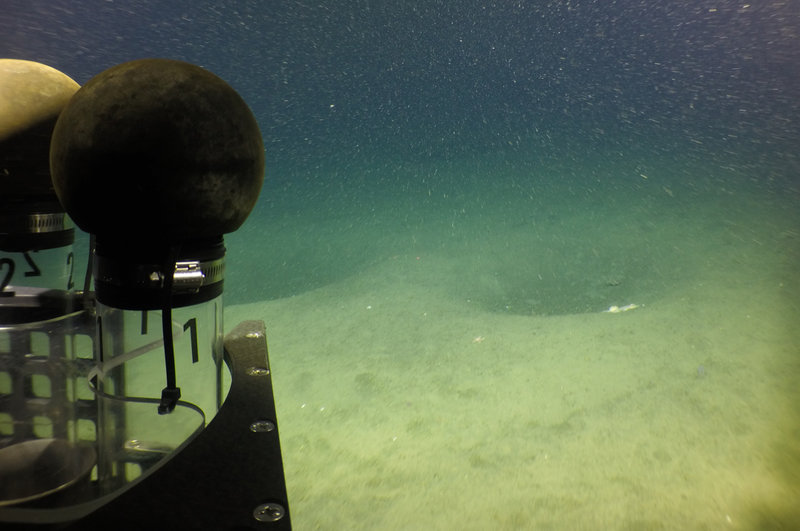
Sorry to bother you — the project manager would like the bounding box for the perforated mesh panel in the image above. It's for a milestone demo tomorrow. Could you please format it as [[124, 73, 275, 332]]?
[[0, 295, 98, 487]]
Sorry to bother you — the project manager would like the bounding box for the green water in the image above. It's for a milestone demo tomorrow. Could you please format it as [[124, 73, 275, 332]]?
[[224, 155, 800, 529]]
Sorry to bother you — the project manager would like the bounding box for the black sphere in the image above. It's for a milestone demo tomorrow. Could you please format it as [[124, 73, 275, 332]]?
[[50, 58, 265, 240]]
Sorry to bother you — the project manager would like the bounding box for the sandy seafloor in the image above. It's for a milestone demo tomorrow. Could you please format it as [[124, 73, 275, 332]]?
[[224, 160, 800, 530]]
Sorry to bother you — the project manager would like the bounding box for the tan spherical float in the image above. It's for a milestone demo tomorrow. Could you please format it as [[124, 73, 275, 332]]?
[[0, 58, 79, 200]]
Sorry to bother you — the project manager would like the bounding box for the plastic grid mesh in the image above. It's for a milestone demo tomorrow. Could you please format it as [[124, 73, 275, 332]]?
[[0, 310, 97, 452]]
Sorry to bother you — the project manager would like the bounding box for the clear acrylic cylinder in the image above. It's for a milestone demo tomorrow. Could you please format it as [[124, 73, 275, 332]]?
[[92, 294, 224, 492]]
